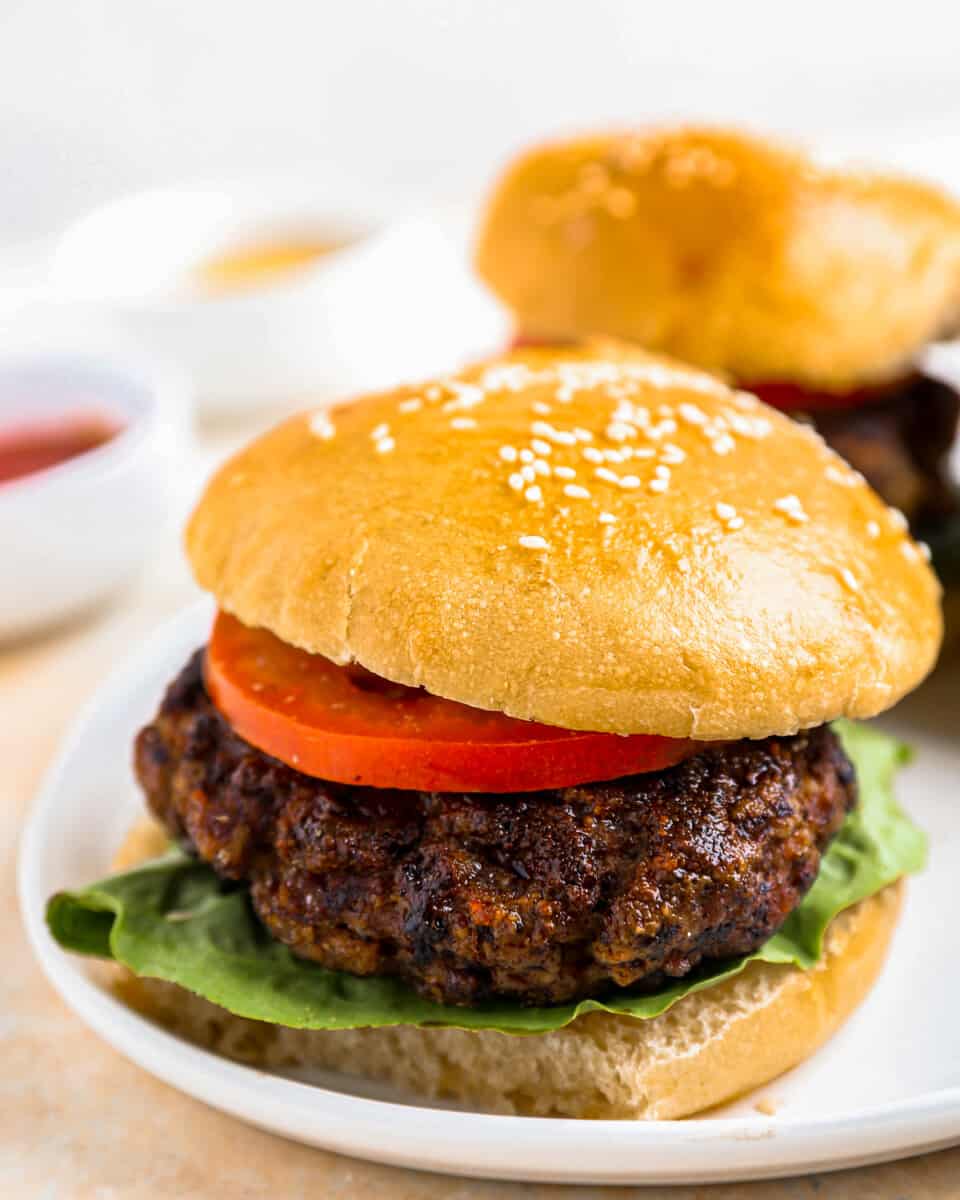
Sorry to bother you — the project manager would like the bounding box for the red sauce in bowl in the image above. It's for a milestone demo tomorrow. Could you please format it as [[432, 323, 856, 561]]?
[[0, 414, 121, 486]]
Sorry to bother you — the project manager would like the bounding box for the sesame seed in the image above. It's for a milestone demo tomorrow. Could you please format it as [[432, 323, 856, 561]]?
[[619, 474, 642, 489], [531, 438, 552, 456], [519, 448, 535, 464], [679, 403, 707, 426], [450, 416, 476, 430], [727, 411, 771, 439], [578, 161, 610, 192], [888, 508, 908, 532], [521, 464, 536, 483], [774, 495, 808, 523], [532, 401, 552, 415], [606, 421, 636, 442], [425, 385, 441, 400], [371, 423, 390, 440], [598, 512, 617, 524], [519, 534, 549, 550], [654, 465, 671, 480], [676, 557, 691, 573], [533, 458, 550, 477], [840, 568, 860, 593], [648, 477, 668, 493], [918, 541, 932, 561], [606, 186, 637, 218], [508, 473, 524, 491], [531, 420, 578, 447], [499, 445, 518, 463], [660, 444, 686, 464], [825, 464, 857, 487], [595, 466, 620, 484], [525, 485, 543, 503], [715, 502, 736, 520], [308, 411, 335, 440], [398, 397, 422, 414], [483, 363, 535, 393], [711, 434, 735, 455], [554, 465, 577, 480], [726, 515, 744, 531], [582, 447, 604, 464], [574, 427, 593, 442], [442, 382, 484, 411], [866, 520, 880, 539], [564, 483, 591, 499], [375, 436, 395, 454]]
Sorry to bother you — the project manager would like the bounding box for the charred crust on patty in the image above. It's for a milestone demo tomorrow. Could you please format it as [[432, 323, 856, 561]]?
[[135, 650, 857, 1007]]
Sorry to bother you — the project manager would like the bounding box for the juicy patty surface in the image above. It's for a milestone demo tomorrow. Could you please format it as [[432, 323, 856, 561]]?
[[136, 650, 857, 1007]]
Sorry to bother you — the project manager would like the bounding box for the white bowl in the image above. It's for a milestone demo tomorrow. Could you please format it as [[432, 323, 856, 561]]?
[[47, 182, 507, 414], [0, 338, 190, 639]]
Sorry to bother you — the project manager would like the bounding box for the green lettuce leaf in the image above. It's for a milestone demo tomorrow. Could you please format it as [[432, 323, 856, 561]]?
[[46, 721, 924, 1035]]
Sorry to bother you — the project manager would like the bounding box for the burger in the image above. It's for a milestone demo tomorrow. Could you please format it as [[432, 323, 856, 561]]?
[[475, 127, 960, 551], [48, 346, 940, 1119]]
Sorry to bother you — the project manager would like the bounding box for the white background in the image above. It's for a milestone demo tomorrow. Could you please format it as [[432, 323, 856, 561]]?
[[1, 0, 959, 239]]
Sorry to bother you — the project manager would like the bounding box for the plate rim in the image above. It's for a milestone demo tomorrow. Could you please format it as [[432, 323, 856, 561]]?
[[18, 602, 960, 1184]]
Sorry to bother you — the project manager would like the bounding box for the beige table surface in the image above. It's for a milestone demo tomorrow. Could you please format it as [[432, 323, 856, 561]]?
[[3, 425, 959, 1199]]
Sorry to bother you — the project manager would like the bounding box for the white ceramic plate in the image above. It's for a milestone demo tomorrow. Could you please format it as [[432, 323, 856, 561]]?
[[19, 604, 960, 1185]]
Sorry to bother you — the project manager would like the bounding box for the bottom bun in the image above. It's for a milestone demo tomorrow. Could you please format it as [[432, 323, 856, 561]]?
[[111, 821, 902, 1120]]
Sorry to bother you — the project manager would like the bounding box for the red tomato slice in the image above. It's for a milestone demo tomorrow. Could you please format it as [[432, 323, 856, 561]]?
[[205, 612, 704, 793], [743, 379, 907, 413], [508, 333, 575, 352]]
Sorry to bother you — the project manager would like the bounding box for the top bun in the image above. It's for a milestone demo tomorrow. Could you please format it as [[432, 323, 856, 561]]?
[[475, 127, 960, 390], [187, 345, 942, 740]]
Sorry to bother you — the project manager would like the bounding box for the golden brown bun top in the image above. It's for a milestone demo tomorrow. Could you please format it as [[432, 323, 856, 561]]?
[[475, 127, 960, 389], [187, 345, 942, 739]]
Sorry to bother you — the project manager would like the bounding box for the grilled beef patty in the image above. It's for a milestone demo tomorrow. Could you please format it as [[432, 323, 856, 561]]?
[[136, 650, 856, 1007]]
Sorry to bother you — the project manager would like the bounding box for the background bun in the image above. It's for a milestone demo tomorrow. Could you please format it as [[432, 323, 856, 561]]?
[[113, 820, 902, 1120], [475, 127, 960, 389], [187, 346, 942, 739]]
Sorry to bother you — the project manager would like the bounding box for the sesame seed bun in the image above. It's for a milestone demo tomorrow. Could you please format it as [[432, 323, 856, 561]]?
[[111, 819, 904, 1120], [475, 127, 960, 390], [186, 346, 941, 740]]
